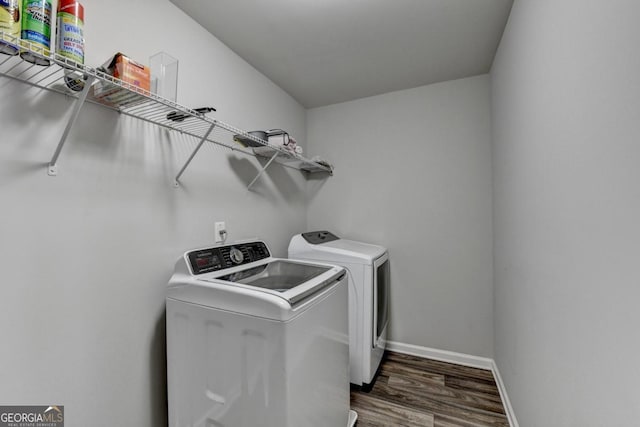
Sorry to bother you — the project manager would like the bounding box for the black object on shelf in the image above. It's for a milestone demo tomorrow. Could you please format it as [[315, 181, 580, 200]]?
[[167, 107, 216, 122], [233, 130, 268, 148]]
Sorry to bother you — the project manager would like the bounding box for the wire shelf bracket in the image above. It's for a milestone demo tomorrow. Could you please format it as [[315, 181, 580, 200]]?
[[174, 123, 217, 187], [48, 75, 96, 176], [247, 152, 279, 191]]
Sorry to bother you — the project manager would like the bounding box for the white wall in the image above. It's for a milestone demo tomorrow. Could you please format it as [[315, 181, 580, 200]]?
[[306, 75, 494, 357], [0, 1, 307, 425], [491, 0, 640, 425]]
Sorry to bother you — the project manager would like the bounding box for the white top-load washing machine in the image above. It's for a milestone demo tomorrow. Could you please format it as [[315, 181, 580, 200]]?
[[166, 240, 357, 427], [289, 231, 390, 387]]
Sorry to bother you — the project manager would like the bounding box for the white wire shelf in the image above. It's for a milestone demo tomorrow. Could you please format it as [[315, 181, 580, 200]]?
[[0, 32, 333, 187]]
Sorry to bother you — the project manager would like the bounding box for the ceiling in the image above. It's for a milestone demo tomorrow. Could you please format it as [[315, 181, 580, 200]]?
[[170, 0, 513, 108]]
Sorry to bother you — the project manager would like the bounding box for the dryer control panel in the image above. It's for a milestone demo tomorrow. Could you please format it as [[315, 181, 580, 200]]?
[[301, 230, 340, 244], [187, 242, 270, 275]]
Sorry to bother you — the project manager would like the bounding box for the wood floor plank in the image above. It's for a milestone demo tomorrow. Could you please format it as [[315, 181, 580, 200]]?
[[445, 376, 501, 397], [368, 380, 509, 427], [434, 413, 501, 427], [351, 391, 435, 427], [385, 352, 496, 382], [380, 360, 446, 386], [385, 374, 505, 414], [351, 352, 509, 427]]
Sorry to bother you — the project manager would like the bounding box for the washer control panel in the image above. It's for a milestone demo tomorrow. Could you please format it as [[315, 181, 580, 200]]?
[[188, 242, 270, 275]]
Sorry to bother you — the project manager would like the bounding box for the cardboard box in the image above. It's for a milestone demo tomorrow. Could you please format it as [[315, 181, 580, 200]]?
[[101, 52, 150, 89], [92, 53, 150, 107]]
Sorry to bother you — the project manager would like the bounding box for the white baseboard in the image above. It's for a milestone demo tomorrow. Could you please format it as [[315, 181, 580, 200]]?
[[491, 360, 519, 427], [386, 340, 493, 370], [386, 341, 519, 427]]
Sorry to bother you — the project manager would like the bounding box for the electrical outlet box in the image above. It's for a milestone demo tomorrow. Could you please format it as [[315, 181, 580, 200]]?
[[215, 221, 226, 243]]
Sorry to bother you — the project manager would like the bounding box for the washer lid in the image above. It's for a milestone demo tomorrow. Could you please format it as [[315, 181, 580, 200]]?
[[212, 260, 338, 305], [168, 250, 346, 320]]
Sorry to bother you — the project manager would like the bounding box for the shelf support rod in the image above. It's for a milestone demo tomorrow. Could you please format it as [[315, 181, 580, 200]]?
[[174, 123, 216, 187], [48, 75, 96, 176], [247, 152, 279, 191]]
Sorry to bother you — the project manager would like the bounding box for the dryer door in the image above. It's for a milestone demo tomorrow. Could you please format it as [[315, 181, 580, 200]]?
[[372, 252, 390, 348]]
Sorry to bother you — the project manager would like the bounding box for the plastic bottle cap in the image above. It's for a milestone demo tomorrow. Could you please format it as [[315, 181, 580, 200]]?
[[57, 0, 84, 21]]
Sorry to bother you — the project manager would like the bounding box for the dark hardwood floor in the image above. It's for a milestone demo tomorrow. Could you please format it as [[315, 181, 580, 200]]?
[[351, 352, 509, 427]]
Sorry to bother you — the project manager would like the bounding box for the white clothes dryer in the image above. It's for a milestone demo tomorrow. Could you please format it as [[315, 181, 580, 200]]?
[[289, 231, 390, 387], [166, 240, 357, 427]]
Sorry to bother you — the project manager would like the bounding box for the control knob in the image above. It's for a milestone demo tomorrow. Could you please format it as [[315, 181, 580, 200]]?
[[229, 247, 244, 264]]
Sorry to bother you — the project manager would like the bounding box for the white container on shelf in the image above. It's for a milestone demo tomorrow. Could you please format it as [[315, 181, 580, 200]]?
[[150, 51, 178, 102], [267, 130, 290, 148]]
